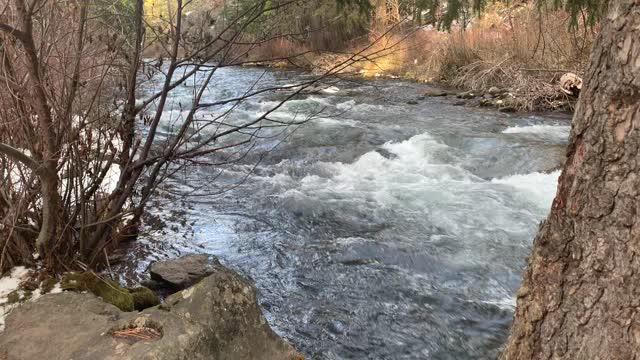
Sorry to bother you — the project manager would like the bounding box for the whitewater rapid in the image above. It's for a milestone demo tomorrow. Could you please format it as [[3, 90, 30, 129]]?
[[122, 67, 571, 359]]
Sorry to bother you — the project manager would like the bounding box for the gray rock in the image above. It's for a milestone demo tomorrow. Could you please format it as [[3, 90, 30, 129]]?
[[487, 86, 502, 96], [452, 100, 466, 106], [479, 99, 494, 107], [406, 100, 419, 105], [0, 267, 301, 360], [150, 254, 222, 290], [374, 148, 398, 160], [457, 91, 477, 99], [423, 89, 447, 97]]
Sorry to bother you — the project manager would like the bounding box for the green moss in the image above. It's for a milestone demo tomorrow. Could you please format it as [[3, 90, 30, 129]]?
[[40, 276, 57, 294], [7, 290, 20, 304], [61, 272, 134, 312], [94, 279, 134, 312], [61, 272, 96, 291], [129, 287, 160, 311]]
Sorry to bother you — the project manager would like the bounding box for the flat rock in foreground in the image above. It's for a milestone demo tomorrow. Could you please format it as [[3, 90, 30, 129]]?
[[0, 266, 301, 360]]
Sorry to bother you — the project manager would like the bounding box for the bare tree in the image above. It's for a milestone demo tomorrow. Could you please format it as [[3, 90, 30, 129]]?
[[0, 0, 406, 273]]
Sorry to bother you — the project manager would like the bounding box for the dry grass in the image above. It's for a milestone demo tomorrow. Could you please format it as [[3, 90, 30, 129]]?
[[256, 3, 596, 112]]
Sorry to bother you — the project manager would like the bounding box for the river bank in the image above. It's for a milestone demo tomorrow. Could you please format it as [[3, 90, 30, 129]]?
[[244, 56, 581, 114]]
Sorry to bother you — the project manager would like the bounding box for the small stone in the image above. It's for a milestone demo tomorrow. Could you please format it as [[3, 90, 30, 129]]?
[[406, 100, 419, 105], [452, 100, 466, 106], [479, 99, 493, 107], [487, 86, 501, 96], [150, 255, 222, 290], [457, 91, 477, 99]]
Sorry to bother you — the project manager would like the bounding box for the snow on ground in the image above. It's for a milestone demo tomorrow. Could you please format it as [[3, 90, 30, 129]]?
[[0, 266, 31, 332], [0, 267, 64, 332]]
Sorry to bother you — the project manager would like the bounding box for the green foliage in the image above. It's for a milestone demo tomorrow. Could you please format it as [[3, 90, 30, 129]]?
[[547, 0, 606, 28]]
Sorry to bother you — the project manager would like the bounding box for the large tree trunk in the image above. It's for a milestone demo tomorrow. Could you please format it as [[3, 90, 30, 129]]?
[[503, 2, 640, 359]]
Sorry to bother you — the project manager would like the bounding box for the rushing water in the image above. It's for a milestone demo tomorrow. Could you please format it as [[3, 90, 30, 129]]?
[[118, 66, 571, 359]]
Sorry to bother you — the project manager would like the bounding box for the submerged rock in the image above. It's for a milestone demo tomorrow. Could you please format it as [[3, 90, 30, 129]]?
[[423, 89, 448, 97], [149, 254, 222, 290], [457, 91, 478, 99], [0, 265, 302, 360]]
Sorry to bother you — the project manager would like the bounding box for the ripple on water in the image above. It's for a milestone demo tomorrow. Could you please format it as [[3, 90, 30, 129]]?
[[124, 67, 569, 360]]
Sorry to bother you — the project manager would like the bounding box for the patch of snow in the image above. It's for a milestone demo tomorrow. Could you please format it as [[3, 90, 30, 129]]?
[[50, 283, 62, 294], [0, 267, 29, 299], [0, 266, 31, 332]]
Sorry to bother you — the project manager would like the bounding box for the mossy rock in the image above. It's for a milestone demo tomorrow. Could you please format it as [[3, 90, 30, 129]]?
[[129, 287, 160, 311], [61, 273, 134, 312], [6, 289, 32, 304], [40, 276, 57, 294], [7, 290, 20, 304]]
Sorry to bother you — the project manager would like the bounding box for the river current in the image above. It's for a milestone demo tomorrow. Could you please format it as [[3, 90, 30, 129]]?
[[118, 66, 571, 359]]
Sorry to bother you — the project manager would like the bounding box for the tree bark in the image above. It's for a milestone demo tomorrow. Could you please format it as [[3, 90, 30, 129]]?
[[503, 2, 640, 359]]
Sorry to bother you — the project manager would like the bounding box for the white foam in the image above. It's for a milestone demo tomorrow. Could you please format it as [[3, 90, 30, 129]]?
[[272, 132, 561, 242], [492, 170, 560, 210], [321, 86, 340, 94], [502, 125, 570, 141]]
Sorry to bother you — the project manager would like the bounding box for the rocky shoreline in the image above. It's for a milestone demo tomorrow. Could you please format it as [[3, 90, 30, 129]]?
[[244, 61, 580, 113], [0, 256, 302, 360]]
